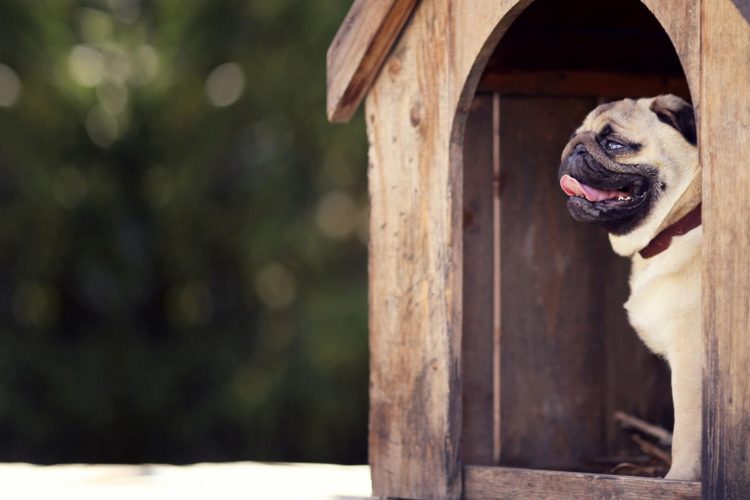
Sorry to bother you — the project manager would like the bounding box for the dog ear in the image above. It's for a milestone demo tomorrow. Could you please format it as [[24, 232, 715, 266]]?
[[649, 95, 697, 146]]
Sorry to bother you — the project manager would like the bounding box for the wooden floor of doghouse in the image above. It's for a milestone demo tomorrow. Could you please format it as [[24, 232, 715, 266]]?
[[464, 466, 701, 500]]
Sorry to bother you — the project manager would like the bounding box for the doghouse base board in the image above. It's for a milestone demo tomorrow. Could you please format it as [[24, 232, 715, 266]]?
[[464, 465, 701, 499]]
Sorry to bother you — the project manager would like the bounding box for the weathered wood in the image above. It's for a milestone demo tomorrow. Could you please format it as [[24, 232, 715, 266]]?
[[478, 71, 690, 99], [461, 94, 496, 466], [366, 1, 534, 496], [326, 0, 419, 123], [329, 0, 702, 120], [362, 0, 707, 497], [499, 96, 605, 470], [701, 1, 750, 498], [366, 0, 459, 497], [494, 96, 659, 470], [463, 466, 702, 499], [641, 0, 701, 99], [490, 93, 502, 466], [460, 94, 673, 472]]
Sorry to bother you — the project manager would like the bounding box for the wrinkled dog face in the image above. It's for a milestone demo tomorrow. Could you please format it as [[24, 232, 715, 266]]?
[[558, 95, 697, 235]]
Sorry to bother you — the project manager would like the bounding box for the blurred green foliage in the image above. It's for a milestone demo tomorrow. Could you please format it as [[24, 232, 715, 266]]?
[[0, 0, 368, 464]]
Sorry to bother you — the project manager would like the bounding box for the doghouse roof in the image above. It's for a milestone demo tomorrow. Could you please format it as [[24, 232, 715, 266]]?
[[326, 0, 418, 123], [327, 0, 691, 124]]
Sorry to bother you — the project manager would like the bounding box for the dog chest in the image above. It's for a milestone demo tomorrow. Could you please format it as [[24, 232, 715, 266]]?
[[623, 232, 701, 358]]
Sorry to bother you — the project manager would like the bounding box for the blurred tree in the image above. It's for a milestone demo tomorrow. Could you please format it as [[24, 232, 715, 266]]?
[[0, 0, 368, 464]]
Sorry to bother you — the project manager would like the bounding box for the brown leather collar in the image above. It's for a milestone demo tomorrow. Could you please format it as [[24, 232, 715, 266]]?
[[639, 203, 702, 259]]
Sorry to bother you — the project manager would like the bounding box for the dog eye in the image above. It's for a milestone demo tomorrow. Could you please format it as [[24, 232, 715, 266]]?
[[605, 140, 625, 151]]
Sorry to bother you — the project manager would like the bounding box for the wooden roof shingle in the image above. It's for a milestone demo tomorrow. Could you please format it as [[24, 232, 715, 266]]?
[[326, 0, 420, 123]]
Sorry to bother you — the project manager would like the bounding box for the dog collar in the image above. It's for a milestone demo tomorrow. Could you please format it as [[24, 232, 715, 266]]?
[[639, 203, 702, 259]]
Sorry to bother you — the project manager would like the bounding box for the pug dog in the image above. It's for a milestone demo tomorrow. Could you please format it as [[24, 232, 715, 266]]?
[[558, 95, 702, 481]]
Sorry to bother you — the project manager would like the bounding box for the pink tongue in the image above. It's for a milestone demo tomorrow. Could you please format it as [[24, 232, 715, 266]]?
[[560, 174, 625, 202]]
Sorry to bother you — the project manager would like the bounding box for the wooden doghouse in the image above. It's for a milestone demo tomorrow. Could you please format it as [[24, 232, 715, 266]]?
[[327, 0, 750, 498]]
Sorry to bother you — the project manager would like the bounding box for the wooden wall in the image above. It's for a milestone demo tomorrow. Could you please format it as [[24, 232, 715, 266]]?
[[459, 2, 695, 470], [362, 0, 747, 497], [701, 2, 750, 498], [461, 94, 674, 471]]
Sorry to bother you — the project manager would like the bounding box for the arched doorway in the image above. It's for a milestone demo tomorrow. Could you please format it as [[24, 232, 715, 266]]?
[[461, 0, 692, 474]]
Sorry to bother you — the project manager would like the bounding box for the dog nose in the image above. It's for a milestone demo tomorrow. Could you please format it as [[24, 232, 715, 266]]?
[[573, 143, 586, 155]]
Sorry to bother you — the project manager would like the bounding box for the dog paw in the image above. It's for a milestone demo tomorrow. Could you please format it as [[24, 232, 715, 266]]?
[[664, 464, 701, 481]]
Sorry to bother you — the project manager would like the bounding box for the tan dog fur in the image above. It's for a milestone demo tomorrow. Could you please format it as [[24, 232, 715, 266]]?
[[565, 95, 702, 480]]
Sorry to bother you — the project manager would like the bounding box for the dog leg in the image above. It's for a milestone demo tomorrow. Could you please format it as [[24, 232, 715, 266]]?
[[664, 337, 703, 481]]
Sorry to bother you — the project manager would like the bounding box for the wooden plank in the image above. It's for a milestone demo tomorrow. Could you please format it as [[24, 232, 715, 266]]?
[[478, 71, 690, 100], [464, 466, 702, 500], [326, 0, 419, 123], [461, 94, 496, 466], [364, 1, 529, 497], [462, 95, 673, 470], [491, 93, 502, 466], [495, 96, 611, 469], [641, 0, 701, 100], [365, 0, 459, 497], [363, 0, 703, 496], [701, 0, 750, 497]]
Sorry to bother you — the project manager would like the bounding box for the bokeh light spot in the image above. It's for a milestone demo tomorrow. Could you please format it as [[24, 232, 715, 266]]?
[[315, 191, 359, 240], [254, 263, 297, 310], [0, 63, 21, 107], [107, 0, 141, 23], [69, 45, 105, 87], [131, 45, 159, 85], [79, 8, 114, 43], [102, 46, 132, 83], [96, 80, 129, 114], [86, 106, 120, 147], [205, 62, 245, 107]]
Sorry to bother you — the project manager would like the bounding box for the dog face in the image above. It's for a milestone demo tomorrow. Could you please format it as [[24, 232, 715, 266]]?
[[558, 95, 697, 237]]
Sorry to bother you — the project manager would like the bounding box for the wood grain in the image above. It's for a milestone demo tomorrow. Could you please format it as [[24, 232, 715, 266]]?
[[641, 0, 701, 99], [366, 0, 459, 497], [464, 466, 702, 500], [360, 0, 707, 497], [460, 94, 672, 472], [461, 94, 496, 466], [494, 96, 671, 469], [498, 96, 606, 470], [701, 0, 750, 497], [365, 1, 529, 496], [326, 0, 419, 123]]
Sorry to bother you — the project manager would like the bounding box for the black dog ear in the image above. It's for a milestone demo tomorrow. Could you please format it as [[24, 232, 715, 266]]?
[[649, 94, 697, 146]]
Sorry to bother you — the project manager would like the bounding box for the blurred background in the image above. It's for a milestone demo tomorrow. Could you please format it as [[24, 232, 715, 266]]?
[[0, 0, 368, 465]]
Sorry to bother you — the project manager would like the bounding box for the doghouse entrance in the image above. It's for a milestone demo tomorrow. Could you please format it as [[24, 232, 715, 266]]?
[[462, 0, 689, 473]]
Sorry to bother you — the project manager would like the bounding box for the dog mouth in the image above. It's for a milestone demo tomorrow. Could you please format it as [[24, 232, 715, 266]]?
[[557, 147, 656, 234], [559, 174, 648, 207]]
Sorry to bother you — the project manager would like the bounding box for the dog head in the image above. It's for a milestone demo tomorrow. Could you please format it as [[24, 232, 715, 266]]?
[[558, 95, 699, 256]]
